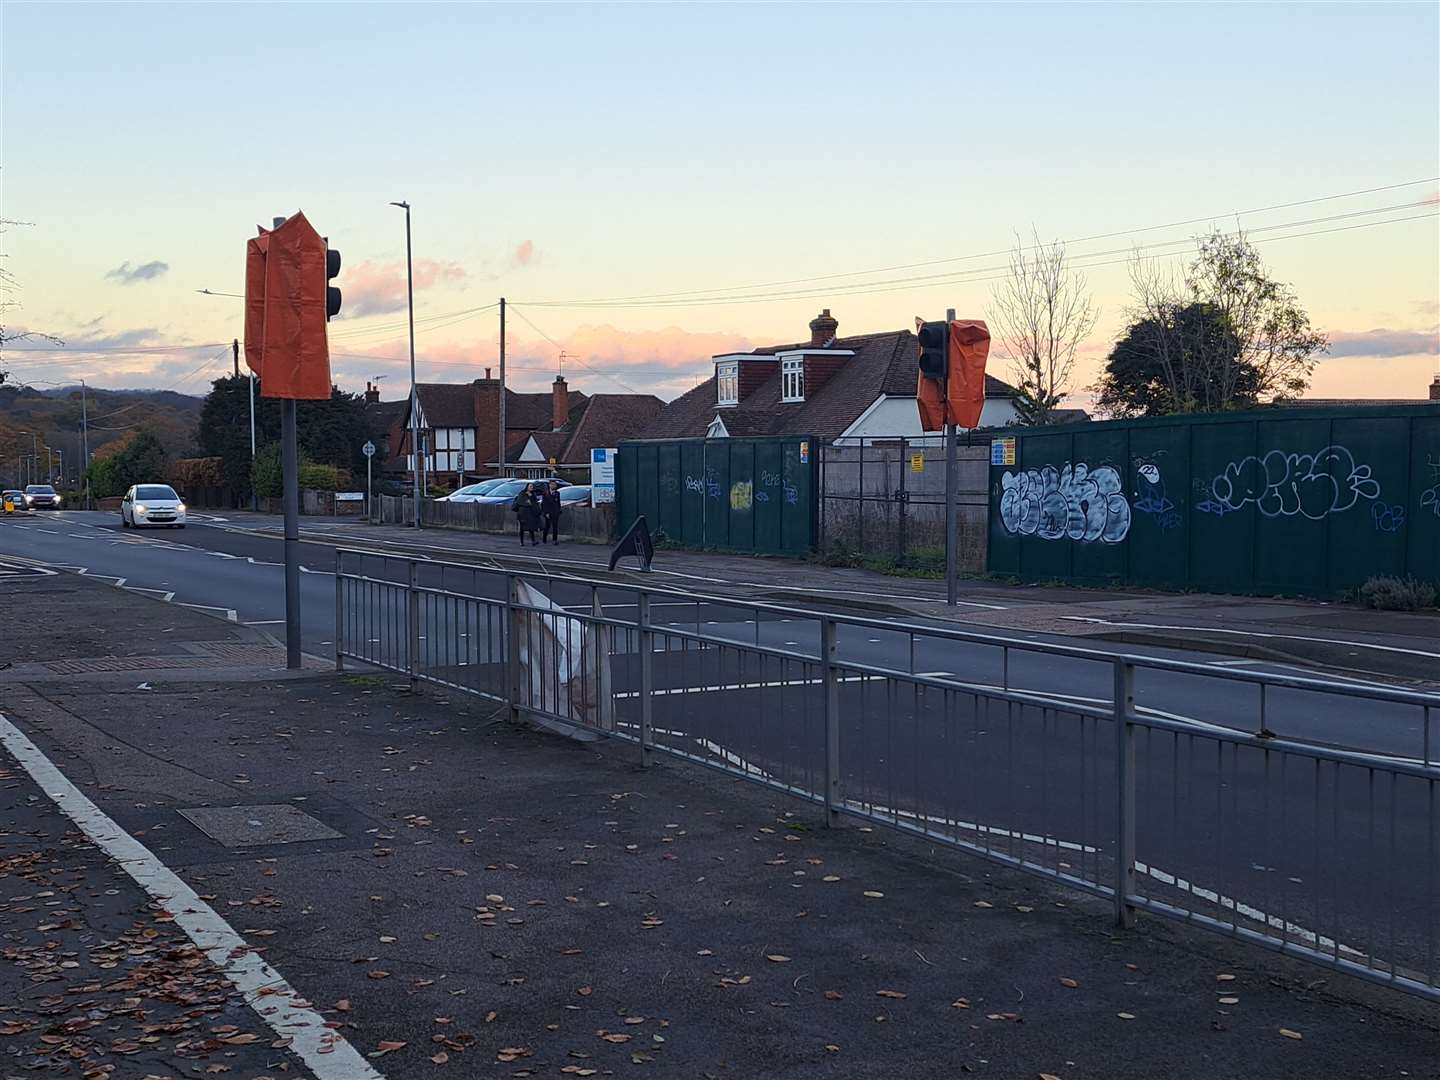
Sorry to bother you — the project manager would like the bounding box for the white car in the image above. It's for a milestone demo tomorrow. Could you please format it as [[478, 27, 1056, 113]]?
[[120, 484, 187, 529]]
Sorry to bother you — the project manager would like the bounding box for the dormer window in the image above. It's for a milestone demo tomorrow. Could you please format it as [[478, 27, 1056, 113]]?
[[781, 356, 805, 402], [716, 361, 739, 406]]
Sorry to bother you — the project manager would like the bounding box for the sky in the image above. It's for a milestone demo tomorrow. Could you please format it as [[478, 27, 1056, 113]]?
[[3, 1, 1437, 407]]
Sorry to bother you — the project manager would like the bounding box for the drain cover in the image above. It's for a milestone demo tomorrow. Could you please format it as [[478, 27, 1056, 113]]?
[[179, 803, 342, 847]]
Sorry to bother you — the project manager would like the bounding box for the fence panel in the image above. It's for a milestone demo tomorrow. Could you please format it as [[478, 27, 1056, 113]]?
[[615, 436, 818, 555], [990, 405, 1440, 597]]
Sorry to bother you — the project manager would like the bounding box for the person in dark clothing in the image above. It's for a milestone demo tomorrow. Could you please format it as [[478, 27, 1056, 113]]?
[[513, 485, 541, 545], [540, 481, 562, 545]]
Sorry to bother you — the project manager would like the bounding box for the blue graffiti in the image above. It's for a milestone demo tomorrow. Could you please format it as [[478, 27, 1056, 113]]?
[[685, 468, 723, 499], [784, 482, 799, 506], [1134, 462, 1181, 531], [755, 490, 770, 503], [1372, 502, 1406, 533]]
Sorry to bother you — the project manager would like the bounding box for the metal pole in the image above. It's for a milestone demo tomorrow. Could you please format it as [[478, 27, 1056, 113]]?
[[1114, 659, 1136, 927], [638, 592, 653, 767], [46, 446, 53, 484], [944, 308, 958, 606], [395, 200, 421, 528], [334, 551, 345, 674], [498, 297, 507, 477], [366, 452, 373, 521], [281, 399, 302, 670], [822, 615, 841, 826], [248, 372, 257, 511], [80, 381, 90, 507], [232, 337, 240, 378], [407, 559, 420, 683]]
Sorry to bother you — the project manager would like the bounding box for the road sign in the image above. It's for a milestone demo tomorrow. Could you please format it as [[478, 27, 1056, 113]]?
[[362, 440, 376, 458], [591, 447, 617, 504], [910, 452, 924, 473], [336, 492, 364, 502]]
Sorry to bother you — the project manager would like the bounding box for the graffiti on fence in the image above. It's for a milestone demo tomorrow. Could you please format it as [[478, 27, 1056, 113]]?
[[730, 480, 753, 511], [784, 482, 799, 505], [1422, 456, 1440, 519], [1195, 445, 1380, 520], [999, 462, 1131, 543], [1133, 461, 1180, 532], [685, 468, 722, 499], [1372, 502, 1407, 533]]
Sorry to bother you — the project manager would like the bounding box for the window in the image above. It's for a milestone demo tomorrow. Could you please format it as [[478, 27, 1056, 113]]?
[[716, 362, 739, 406], [782, 356, 805, 402]]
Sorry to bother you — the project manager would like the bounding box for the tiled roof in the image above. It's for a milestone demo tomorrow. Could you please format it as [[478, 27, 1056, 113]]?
[[645, 327, 1019, 440], [414, 383, 476, 427], [559, 393, 666, 463], [507, 388, 588, 430]]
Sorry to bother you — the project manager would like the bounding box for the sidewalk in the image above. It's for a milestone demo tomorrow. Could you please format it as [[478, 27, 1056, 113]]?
[[1, 570, 1436, 1078], [216, 511, 1440, 684]]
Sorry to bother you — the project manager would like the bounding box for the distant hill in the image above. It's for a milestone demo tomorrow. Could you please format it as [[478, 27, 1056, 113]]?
[[0, 384, 204, 487]]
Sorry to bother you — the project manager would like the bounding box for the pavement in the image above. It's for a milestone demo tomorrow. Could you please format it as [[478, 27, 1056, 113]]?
[[0, 564, 1437, 1079]]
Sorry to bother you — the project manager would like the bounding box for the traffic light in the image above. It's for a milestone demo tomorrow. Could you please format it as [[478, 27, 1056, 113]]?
[[326, 246, 342, 320], [917, 320, 948, 380]]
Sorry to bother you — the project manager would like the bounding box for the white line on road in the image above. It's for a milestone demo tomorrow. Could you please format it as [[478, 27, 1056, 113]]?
[[178, 602, 239, 622], [245, 619, 286, 626], [1060, 616, 1440, 660], [0, 713, 387, 1080]]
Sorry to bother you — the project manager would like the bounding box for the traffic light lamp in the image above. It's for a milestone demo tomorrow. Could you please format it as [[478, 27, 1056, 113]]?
[[917, 320, 948, 380], [326, 246, 342, 320]]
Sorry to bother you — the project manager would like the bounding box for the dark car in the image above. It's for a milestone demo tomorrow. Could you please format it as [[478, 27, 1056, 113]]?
[[2, 489, 30, 514], [23, 484, 62, 509]]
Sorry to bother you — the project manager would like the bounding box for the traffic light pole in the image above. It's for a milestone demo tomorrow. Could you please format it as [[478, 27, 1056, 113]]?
[[944, 308, 957, 607], [281, 398, 302, 669]]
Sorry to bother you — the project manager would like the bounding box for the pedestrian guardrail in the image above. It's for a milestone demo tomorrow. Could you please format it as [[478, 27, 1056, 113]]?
[[333, 547, 1440, 1003]]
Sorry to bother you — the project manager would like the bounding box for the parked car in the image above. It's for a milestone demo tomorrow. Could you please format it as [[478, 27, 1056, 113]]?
[[438, 478, 511, 503], [2, 489, 30, 514], [120, 484, 187, 529], [558, 485, 592, 508], [23, 484, 62, 509], [469, 478, 571, 506]]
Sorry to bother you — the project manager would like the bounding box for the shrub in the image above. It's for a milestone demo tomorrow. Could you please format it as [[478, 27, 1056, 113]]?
[[1350, 575, 1438, 612], [297, 462, 343, 491]]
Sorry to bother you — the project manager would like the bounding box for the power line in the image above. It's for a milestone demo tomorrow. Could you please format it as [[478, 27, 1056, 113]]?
[[506, 305, 643, 394], [514, 176, 1440, 307], [518, 206, 1438, 309]]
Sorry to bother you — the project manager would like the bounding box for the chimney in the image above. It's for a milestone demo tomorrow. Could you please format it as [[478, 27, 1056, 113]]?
[[364, 381, 380, 405], [1431, 372, 1440, 402], [485, 366, 492, 380], [552, 375, 570, 430], [809, 308, 838, 347]]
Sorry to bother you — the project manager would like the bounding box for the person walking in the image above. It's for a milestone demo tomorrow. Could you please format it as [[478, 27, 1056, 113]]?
[[540, 480, 562, 545], [513, 483, 541, 546]]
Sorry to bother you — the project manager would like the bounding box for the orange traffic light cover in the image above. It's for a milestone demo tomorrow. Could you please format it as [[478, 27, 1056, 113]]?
[[915, 318, 991, 431], [243, 227, 269, 378], [248, 211, 333, 400]]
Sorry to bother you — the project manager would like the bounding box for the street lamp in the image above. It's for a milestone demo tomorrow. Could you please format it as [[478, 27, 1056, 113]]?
[[389, 200, 421, 528]]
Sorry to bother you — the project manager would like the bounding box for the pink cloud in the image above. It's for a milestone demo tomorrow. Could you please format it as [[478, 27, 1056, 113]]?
[[341, 259, 468, 317], [510, 240, 535, 269]]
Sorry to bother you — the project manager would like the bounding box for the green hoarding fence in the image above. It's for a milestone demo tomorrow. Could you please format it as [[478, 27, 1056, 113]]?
[[617, 436, 819, 557], [986, 405, 1440, 597]]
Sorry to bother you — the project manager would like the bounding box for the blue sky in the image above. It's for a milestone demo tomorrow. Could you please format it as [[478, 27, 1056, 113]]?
[[3, 1, 1437, 401]]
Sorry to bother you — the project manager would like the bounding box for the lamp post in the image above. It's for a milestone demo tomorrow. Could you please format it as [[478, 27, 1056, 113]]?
[[389, 200, 421, 529]]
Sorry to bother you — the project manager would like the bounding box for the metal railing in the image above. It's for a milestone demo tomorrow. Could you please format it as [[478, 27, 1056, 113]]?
[[333, 547, 1440, 1002]]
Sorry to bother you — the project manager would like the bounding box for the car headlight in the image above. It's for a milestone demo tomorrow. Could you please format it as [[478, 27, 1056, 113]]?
[[54, 496, 62, 505], [134, 504, 148, 514], [177, 503, 186, 513]]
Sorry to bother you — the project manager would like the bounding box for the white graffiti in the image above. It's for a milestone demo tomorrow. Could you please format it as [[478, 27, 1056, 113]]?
[[999, 463, 1131, 543], [1196, 445, 1380, 520]]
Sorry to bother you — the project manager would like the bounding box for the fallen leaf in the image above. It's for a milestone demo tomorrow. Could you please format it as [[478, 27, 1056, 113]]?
[[766, 954, 791, 963], [951, 998, 970, 1009], [600, 1033, 632, 1043], [369, 1040, 407, 1057], [561, 1068, 598, 1076], [1058, 977, 1079, 988], [1041, 1074, 1063, 1080], [863, 890, 884, 899], [876, 989, 907, 999], [1216, 973, 1236, 982], [367, 970, 390, 980], [623, 1016, 646, 1025], [1117, 1012, 1136, 1020], [824, 1044, 840, 1052], [1279, 1028, 1302, 1040], [824, 990, 843, 1001], [430, 1051, 449, 1064], [974, 901, 993, 909], [822, 875, 841, 882]]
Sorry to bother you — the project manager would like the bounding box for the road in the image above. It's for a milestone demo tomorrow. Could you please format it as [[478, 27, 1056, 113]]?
[[1, 509, 1436, 995]]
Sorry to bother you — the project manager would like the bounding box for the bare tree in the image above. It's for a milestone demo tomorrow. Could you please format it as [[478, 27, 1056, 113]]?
[[1095, 227, 1326, 416], [1, 218, 63, 386], [987, 229, 1099, 425]]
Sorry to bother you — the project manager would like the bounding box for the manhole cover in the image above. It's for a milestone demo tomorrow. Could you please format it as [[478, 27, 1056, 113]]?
[[178, 803, 343, 847]]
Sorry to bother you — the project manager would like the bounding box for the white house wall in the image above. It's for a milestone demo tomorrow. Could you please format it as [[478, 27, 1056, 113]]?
[[837, 396, 1020, 445]]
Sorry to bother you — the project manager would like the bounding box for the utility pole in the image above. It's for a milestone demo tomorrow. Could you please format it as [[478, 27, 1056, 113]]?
[[46, 445, 53, 484], [498, 297, 507, 477], [232, 337, 240, 378], [944, 307, 958, 607], [390, 200, 421, 528], [248, 370, 257, 511]]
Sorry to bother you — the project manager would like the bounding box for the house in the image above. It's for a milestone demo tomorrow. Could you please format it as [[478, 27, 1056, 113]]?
[[379, 372, 664, 485], [640, 310, 1028, 445]]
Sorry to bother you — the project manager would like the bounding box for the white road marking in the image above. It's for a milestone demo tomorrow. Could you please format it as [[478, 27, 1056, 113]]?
[[0, 713, 387, 1080], [178, 602, 240, 622], [245, 619, 286, 626], [1061, 616, 1440, 661]]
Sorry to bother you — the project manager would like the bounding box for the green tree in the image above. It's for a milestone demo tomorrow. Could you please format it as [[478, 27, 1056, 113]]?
[[200, 376, 376, 502], [1095, 229, 1327, 416], [83, 428, 169, 497], [251, 443, 284, 498]]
